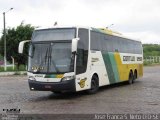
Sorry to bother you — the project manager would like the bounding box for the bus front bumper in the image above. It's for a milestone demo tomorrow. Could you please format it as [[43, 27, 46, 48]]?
[[28, 79, 76, 92]]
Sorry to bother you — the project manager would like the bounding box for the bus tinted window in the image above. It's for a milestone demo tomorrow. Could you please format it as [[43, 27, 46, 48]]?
[[91, 30, 142, 54], [32, 28, 76, 41], [104, 35, 113, 52], [91, 31, 101, 50]]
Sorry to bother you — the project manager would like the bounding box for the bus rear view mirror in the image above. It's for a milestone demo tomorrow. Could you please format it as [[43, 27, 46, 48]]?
[[18, 40, 31, 54], [72, 38, 79, 53]]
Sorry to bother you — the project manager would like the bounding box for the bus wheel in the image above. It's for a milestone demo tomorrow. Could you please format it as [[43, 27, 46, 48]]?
[[133, 71, 137, 82], [128, 72, 134, 84], [87, 76, 99, 94]]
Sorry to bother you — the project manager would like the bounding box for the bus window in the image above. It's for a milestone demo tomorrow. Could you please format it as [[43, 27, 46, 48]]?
[[76, 28, 89, 74]]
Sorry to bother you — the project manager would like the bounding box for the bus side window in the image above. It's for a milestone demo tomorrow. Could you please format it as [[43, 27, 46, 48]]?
[[76, 28, 89, 74], [76, 49, 84, 67]]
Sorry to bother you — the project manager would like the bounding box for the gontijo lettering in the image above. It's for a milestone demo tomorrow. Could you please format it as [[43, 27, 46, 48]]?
[[123, 56, 135, 61]]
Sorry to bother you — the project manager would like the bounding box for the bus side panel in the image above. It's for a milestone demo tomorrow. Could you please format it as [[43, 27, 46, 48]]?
[[102, 52, 143, 84], [102, 52, 121, 84], [75, 51, 143, 92], [89, 51, 110, 87], [138, 64, 143, 77], [114, 52, 128, 81], [75, 51, 110, 91], [114, 52, 143, 81]]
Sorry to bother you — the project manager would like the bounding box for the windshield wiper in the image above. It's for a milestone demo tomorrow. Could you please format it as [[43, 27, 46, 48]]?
[[47, 47, 51, 72], [45, 48, 48, 65], [48, 44, 60, 73]]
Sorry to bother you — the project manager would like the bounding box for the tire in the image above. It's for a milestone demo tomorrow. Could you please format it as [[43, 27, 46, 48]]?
[[128, 72, 134, 84], [133, 72, 137, 83], [87, 76, 99, 94]]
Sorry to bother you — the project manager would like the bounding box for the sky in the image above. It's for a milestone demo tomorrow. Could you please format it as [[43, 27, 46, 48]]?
[[0, 0, 160, 44]]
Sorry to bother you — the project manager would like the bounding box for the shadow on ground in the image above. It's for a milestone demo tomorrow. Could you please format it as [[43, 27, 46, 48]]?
[[32, 80, 142, 101]]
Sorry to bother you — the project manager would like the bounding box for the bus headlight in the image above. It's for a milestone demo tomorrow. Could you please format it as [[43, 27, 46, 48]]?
[[28, 76, 36, 81], [61, 76, 75, 81]]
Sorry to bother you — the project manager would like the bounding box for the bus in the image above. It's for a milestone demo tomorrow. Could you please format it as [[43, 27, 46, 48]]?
[[19, 27, 143, 94]]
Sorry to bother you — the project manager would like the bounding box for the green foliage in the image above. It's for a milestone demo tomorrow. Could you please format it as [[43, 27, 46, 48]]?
[[0, 54, 3, 59], [143, 44, 160, 57], [0, 23, 34, 69], [143, 44, 160, 66]]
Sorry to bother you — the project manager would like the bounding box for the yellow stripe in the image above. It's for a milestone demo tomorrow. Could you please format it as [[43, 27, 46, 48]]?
[[56, 74, 64, 78]]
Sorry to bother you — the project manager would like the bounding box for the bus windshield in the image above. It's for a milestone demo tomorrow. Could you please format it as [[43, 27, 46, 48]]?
[[32, 28, 75, 42], [28, 42, 74, 74]]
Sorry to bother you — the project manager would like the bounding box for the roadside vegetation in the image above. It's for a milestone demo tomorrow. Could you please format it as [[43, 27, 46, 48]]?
[[0, 65, 26, 72], [143, 44, 160, 66], [0, 23, 34, 72]]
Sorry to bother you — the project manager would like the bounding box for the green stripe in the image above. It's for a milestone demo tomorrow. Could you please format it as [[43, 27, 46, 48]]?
[[102, 52, 119, 84], [91, 28, 104, 33], [45, 75, 56, 78], [109, 53, 119, 83]]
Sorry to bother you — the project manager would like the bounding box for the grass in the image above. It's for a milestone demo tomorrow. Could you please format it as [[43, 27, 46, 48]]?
[[143, 61, 160, 66], [0, 65, 26, 72]]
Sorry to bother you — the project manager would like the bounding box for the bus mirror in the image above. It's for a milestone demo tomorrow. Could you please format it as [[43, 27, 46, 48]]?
[[18, 40, 31, 53], [72, 38, 79, 53]]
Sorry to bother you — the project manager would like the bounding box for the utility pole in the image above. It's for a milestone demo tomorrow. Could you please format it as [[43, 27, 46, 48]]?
[[3, 12, 6, 71], [3, 8, 13, 71]]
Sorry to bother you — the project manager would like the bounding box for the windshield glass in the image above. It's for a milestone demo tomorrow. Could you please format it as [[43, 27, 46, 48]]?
[[32, 28, 75, 41], [28, 42, 74, 73]]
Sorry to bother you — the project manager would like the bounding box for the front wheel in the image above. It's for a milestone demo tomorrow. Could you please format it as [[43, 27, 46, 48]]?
[[87, 76, 99, 94]]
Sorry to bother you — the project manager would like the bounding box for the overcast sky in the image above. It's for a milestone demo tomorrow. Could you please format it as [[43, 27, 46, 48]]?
[[0, 0, 160, 44]]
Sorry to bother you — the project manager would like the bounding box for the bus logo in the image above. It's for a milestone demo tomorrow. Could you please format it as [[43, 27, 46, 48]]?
[[78, 79, 86, 88]]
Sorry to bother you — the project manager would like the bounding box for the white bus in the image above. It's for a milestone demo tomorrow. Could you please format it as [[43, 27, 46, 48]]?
[[19, 27, 143, 94]]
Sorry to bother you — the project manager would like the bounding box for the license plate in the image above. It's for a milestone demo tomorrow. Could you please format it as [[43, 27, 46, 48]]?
[[44, 85, 52, 89]]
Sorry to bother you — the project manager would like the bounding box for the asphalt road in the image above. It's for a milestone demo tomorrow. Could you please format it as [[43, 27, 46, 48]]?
[[0, 66, 160, 114]]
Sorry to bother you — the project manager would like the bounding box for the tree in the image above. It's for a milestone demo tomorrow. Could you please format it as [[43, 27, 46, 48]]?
[[143, 44, 160, 57], [0, 23, 35, 69]]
